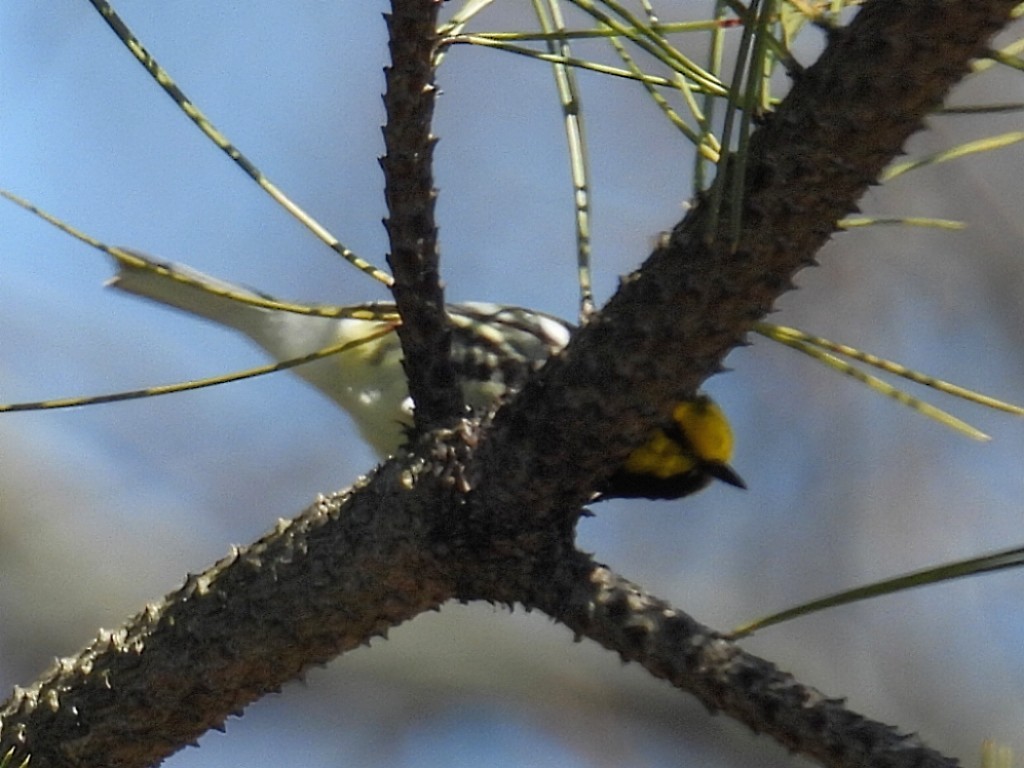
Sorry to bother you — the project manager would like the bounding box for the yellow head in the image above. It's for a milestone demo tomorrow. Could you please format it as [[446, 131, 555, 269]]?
[[600, 395, 745, 500]]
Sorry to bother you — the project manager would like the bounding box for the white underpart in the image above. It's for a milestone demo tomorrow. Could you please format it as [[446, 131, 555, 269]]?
[[109, 252, 570, 457]]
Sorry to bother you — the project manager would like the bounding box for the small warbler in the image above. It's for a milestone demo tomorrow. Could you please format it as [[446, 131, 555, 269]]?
[[111, 251, 744, 500]]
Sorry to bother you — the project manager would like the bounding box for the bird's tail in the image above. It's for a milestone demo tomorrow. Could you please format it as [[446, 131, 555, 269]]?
[[108, 249, 276, 338]]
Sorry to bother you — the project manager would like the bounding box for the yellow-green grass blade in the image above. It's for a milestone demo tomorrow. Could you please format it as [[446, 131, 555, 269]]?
[[563, 0, 727, 95], [532, 0, 595, 318], [882, 131, 1024, 182], [87, 0, 392, 286], [1, 189, 376, 321], [730, 544, 1024, 638], [761, 323, 1024, 418], [1, 326, 395, 414], [839, 216, 966, 230], [756, 323, 992, 441]]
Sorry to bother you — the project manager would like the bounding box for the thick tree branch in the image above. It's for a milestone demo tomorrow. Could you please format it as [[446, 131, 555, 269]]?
[[0, 459, 463, 768], [0, 1, 1018, 767], [382, 0, 463, 430], [531, 556, 959, 768]]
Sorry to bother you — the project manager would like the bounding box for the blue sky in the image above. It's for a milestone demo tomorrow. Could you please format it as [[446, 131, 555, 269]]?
[[3, 3, 1024, 767]]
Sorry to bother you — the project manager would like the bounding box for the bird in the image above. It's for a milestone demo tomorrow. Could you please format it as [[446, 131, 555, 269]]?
[[109, 249, 744, 500]]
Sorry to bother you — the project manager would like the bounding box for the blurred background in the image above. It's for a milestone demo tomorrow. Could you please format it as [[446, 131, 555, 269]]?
[[2, 3, 1024, 766]]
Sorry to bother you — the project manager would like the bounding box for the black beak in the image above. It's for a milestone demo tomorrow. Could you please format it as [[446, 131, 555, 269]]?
[[705, 462, 747, 490]]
